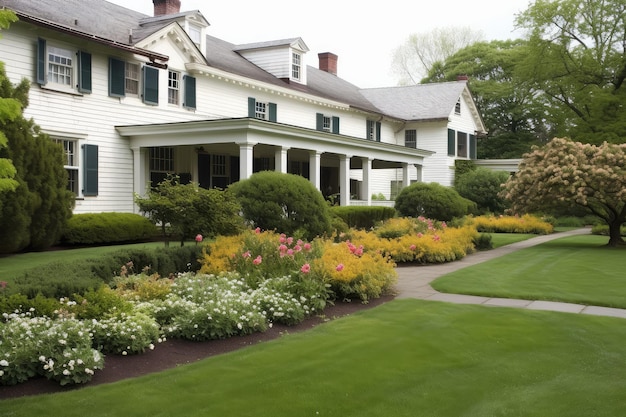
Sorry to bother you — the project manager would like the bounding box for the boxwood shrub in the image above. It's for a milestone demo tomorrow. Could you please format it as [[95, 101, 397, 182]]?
[[62, 213, 158, 245], [329, 206, 396, 230]]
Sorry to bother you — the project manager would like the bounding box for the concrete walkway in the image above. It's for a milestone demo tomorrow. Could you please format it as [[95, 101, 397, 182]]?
[[393, 228, 626, 319]]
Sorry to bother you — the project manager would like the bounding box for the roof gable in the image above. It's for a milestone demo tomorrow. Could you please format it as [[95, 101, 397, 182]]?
[[135, 22, 207, 65]]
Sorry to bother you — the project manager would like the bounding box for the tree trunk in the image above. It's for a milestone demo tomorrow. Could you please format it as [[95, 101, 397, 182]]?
[[607, 220, 625, 247]]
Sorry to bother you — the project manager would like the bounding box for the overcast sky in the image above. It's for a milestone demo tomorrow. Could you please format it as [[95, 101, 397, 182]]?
[[107, 0, 533, 88]]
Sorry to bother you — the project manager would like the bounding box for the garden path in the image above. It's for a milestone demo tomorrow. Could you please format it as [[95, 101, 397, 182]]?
[[393, 228, 626, 319]]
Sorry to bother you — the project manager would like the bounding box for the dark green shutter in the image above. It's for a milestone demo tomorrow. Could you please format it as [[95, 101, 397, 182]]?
[[469, 134, 477, 159], [183, 75, 196, 109], [248, 97, 256, 118], [37, 38, 46, 85], [82, 144, 98, 196], [447, 128, 456, 156], [109, 58, 125, 97], [268, 102, 277, 122], [376, 121, 381, 142], [316, 113, 324, 131], [332, 116, 340, 134], [78, 51, 92, 93], [143, 65, 159, 105]]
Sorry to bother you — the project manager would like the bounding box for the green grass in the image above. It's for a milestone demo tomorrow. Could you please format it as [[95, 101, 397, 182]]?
[[489, 233, 537, 248], [0, 242, 183, 283], [433, 234, 626, 308], [2, 299, 626, 416]]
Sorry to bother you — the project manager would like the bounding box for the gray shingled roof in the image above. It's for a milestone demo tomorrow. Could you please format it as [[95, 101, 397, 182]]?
[[1, 0, 465, 122], [360, 82, 467, 121]]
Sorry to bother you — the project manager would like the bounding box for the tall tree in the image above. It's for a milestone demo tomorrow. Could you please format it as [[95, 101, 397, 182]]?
[[0, 10, 18, 194], [423, 40, 551, 158], [391, 27, 484, 85], [515, 0, 626, 143], [503, 138, 626, 247]]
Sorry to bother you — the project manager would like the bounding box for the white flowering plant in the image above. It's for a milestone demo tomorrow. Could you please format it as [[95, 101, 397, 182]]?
[[89, 311, 160, 355]]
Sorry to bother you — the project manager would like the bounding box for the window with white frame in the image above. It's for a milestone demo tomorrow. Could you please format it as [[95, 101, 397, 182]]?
[[188, 25, 202, 47], [255, 101, 267, 119], [457, 131, 468, 157], [292, 52, 301, 80], [168, 70, 180, 105], [322, 115, 332, 132], [150, 147, 174, 172], [53, 138, 79, 194], [405, 129, 417, 148], [125, 62, 140, 95], [47, 46, 73, 86]]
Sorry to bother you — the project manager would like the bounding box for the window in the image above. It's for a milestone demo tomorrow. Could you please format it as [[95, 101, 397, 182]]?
[[37, 39, 92, 93], [366, 120, 381, 141], [457, 132, 468, 158], [248, 98, 277, 121], [316, 113, 340, 134], [447, 129, 456, 156], [212, 154, 227, 176], [168, 70, 180, 105], [390, 180, 403, 200], [53, 139, 79, 195], [455, 98, 461, 115], [47, 46, 73, 86], [150, 147, 174, 172], [292, 52, 301, 80], [125, 63, 140, 95], [188, 25, 202, 47], [405, 129, 417, 148]]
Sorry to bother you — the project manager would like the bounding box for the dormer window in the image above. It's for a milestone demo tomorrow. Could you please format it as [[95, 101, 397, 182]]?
[[455, 98, 461, 115], [292, 52, 301, 81], [188, 24, 201, 47]]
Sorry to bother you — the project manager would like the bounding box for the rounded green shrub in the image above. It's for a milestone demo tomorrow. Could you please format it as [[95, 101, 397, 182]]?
[[454, 168, 510, 214], [228, 171, 332, 240], [394, 182, 476, 221], [62, 213, 157, 245]]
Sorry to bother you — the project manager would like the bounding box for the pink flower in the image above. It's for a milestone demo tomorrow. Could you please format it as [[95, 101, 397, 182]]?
[[287, 237, 294, 245], [293, 244, 302, 252], [242, 250, 251, 259], [300, 263, 311, 273], [409, 244, 416, 251], [278, 244, 288, 253], [255, 227, 261, 234], [432, 234, 440, 242], [287, 249, 294, 256], [335, 264, 344, 272], [303, 243, 312, 251], [253, 255, 262, 265], [297, 239, 304, 246], [441, 222, 447, 228], [195, 234, 203, 243], [417, 233, 423, 238], [279, 234, 287, 243], [0, 281, 7, 289]]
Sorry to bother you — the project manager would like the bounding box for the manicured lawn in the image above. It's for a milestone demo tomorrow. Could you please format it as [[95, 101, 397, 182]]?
[[2, 299, 626, 416], [433, 234, 626, 308], [0, 242, 177, 283], [489, 233, 537, 248]]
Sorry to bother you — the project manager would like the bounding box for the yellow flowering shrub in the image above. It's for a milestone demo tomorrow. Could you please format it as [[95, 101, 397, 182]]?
[[469, 214, 553, 234], [200, 234, 245, 275], [114, 273, 173, 301]]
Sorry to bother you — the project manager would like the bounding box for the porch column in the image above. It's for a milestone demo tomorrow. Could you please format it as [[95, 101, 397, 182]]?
[[339, 154, 351, 206], [402, 162, 411, 188], [275, 146, 289, 174], [131, 147, 147, 213], [414, 164, 423, 182], [309, 150, 321, 191], [238, 142, 255, 180], [361, 157, 372, 205]]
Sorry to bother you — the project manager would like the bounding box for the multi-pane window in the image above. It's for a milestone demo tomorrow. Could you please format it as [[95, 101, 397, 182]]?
[[125, 62, 140, 95], [322, 115, 332, 132], [405, 129, 417, 148], [212, 154, 227, 176], [149, 147, 174, 172], [292, 52, 301, 80], [48, 46, 73, 86], [168, 70, 180, 105], [457, 132, 468, 157], [255, 101, 267, 119], [53, 139, 78, 194], [455, 98, 461, 114]]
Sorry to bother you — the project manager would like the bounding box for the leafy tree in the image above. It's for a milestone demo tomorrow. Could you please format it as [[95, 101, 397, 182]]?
[[515, 0, 626, 143], [391, 26, 484, 85], [502, 138, 626, 246], [228, 171, 332, 240], [394, 182, 476, 221], [0, 10, 19, 194], [0, 42, 74, 253], [135, 176, 244, 246], [424, 39, 551, 158], [455, 168, 510, 214]]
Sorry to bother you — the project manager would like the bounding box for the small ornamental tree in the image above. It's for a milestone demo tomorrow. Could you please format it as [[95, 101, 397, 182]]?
[[228, 171, 332, 240], [394, 182, 476, 221], [503, 138, 626, 247]]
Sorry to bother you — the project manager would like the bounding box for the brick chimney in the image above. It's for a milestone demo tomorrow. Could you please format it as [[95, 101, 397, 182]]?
[[457, 74, 469, 81], [153, 0, 181, 16], [318, 52, 338, 76]]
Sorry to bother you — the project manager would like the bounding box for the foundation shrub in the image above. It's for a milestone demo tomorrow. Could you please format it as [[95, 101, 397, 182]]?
[[62, 213, 157, 245], [469, 214, 553, 234], [394, 182, 477, 221], [329, 206, 396, 229]]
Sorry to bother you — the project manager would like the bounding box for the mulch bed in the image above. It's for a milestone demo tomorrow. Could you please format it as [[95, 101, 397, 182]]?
[[0, 295, 394, 399]]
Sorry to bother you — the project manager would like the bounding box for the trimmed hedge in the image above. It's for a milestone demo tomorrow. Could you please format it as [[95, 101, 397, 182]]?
[[62, 213, 158, 245], [6, 246, 203, 298], [329, 206, 396, 229]]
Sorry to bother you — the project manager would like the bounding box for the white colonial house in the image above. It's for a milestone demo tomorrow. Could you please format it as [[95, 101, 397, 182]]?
[[0, 0, 487, 214]]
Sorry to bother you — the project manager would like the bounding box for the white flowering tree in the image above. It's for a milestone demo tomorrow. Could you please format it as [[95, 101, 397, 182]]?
[[503, 138, 626, 247]]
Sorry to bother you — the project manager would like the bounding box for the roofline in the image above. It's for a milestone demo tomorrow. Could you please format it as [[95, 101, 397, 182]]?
[[12, 10, 169, 65]]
